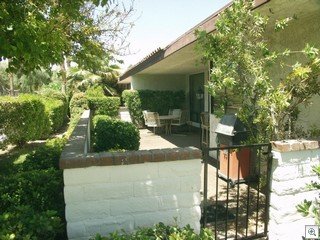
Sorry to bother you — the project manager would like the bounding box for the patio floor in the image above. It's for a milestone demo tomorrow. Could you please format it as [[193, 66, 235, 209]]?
[[139, 126, 201, 150]]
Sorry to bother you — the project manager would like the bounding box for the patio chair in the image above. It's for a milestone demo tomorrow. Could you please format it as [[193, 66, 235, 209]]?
[[145, 112, 164, 134], [201, 112, 210, 145], [170, 109, 188, 131], [142, 110, 149, 126]]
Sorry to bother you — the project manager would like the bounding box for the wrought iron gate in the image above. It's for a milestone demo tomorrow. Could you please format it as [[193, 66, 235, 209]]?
[[201, 143, 272, 240]]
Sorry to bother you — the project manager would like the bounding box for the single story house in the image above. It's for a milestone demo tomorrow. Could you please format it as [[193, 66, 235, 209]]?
[[118, 0, 320, 146]]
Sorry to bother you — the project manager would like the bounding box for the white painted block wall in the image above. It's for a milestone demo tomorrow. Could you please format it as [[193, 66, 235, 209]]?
[[64, 159, 202, 240], [269, 141, 320, 240]]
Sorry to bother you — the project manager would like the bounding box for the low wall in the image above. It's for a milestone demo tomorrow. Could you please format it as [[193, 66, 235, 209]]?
[[60, 110, 203, 240], [269, 140, 320, 239]]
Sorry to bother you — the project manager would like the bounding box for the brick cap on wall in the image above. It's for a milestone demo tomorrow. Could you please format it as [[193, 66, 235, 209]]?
[[272, 139, 319, 153], [60, 147, 202, 169]]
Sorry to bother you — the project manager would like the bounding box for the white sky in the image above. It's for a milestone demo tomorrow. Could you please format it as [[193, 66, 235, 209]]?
[[120, 0, 231, 71]]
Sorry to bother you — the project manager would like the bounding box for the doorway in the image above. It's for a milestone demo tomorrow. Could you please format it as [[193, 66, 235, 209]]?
[[189, 73, 204, 124]]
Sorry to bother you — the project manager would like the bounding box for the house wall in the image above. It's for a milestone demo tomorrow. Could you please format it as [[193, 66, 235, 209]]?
[[269, 140, 320, 239], [261, 0, 320, 133]]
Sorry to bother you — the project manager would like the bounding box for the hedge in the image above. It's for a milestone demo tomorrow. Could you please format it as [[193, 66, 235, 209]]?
[[122, 90, 185, 126], [0, 94, 50, 146], [93, 115, 140, 152], [88, 96, 120, 117], [43, 97, 68, 133]]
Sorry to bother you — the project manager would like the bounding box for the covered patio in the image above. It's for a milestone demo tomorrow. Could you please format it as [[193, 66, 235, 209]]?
[[139, 127, 201, 150]]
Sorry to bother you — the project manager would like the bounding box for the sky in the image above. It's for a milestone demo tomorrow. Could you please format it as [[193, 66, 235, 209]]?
[[120, 0, 231, 71]]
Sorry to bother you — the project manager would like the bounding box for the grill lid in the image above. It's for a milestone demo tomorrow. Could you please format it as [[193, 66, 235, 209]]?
[[215, 114, 247, 136]]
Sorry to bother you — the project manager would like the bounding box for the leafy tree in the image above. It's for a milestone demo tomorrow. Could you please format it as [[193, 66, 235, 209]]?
[[0, 0, 135, 93], [196, 0, 320, 142], [66, 63, 121, 97]]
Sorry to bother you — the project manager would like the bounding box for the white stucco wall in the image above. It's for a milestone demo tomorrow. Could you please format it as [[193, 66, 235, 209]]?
[[269, 140, 320, 240], [63, 159, 202, 240]]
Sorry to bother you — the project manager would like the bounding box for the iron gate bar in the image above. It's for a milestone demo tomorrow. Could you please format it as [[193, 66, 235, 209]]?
[[202, 143, 272, 240]]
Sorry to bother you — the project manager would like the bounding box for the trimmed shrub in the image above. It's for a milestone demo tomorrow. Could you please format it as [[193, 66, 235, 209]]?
[[90, 222, 214, 240], [93, 115, 140, 152], [121, 90, 143, 126], [69, 92, 88, 118], [0, 94, 50, 146], [88, 96, 120, 117], [43, 97, 68, 132], [122, 90, 185, 126]]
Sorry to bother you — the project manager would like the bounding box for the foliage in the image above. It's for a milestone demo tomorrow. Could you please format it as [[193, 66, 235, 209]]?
[[67, 64, 121, 96], [39, 88, 67, 103], [122, 90, 143, 126], [0, 0, 135, 75], [86, 85, 106, 97], [297, 164, 320, 224], [0, 137, 67, 239], [93, 115, 140, 152], [90, 222, 214, 240], [88, 96, 120, 117], [195, 0, 320, 142], [122, 90, 185, 126], [69, 92, 89, 118], [43, 98, 68, 133], [15, 69, 51, 93], [0, 94, 51, 146]]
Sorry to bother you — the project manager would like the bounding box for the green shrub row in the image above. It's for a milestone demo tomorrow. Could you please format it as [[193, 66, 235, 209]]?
[[44, 97, 68, 133], [93, 115, 140, 152], [122, 90, 185, 126], [0, 137, 67, 239], [91, 222, 214, 240], [69, 92, 120, 119], [0, 94, 67, 147], [88, 97, 120, 117], [0, 94, 50, 146]]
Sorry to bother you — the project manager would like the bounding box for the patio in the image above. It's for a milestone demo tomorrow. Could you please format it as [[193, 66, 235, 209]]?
[[139, 126, 201, 150]]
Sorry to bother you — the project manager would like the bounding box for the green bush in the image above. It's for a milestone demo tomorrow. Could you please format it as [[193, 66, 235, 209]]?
[[69, 92, 88, 118], [91, 222, 214, 240], [0, 94, 51, 146], [0, 137, 67, 239], [86, 85, 105, 97], [0, 205, 63, 240], [93, 115, 140, 152], [122, 90, 185, 126], [43, 97, 68, 133], [122, 90, 143, 126], [88, 96, 120, 117]]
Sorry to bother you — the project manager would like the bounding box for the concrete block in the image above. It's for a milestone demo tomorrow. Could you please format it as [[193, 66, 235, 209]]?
[[66, 200, 110, 222], [110, 196, 159, 215], [64, 185, 84, 203], [179, 206, 201, 232], [84, 182, 134, 201], [271, 176, 317, 195], [180, 175, 201, 192], [108, 163, 159, 183], [134, 178, 181, 197], [67, 221, 86, 240], [133, 210, 180, 228], [64, 167, 111, 185], [158, 160, 202, 177]]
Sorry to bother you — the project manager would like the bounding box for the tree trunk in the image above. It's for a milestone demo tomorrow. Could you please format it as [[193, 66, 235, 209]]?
[[9, 73, 14, 96]]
